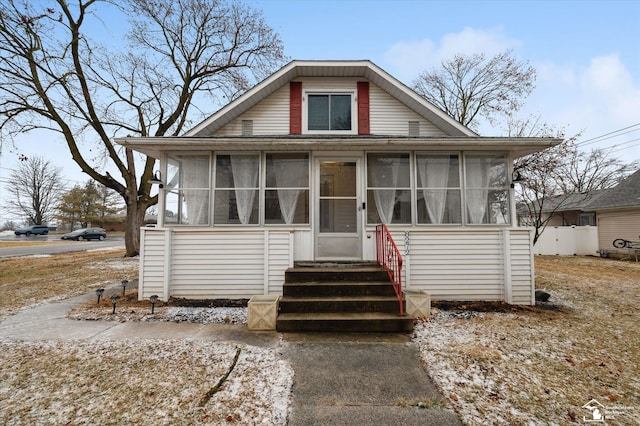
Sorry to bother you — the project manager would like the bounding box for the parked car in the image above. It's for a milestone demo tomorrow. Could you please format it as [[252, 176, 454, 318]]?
[[61, 227, 107, 241], [14, 225, 49, 236]]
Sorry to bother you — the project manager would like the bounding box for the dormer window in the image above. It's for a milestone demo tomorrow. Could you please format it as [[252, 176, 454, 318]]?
[[304, 92, 356, 134]]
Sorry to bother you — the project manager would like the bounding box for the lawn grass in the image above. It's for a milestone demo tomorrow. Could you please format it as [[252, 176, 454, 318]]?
[[415, 255, 640, 425], [0, 249, 138, 319]]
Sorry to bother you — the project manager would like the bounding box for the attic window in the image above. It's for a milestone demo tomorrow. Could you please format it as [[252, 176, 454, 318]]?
[[305, 93, 355, 133], [408, 121, 420, 136], [242, 120, 253, 136]]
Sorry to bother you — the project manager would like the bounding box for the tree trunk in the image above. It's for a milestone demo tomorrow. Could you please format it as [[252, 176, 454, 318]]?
[[124, 202, 141, 257]]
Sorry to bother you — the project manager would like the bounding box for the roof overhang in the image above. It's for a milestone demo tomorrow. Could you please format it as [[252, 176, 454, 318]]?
[[184, 60, 477, 138], [115, 135, 561, 160]]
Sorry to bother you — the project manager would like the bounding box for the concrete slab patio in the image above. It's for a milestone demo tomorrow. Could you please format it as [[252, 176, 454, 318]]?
[[0, 291, 461, 425]]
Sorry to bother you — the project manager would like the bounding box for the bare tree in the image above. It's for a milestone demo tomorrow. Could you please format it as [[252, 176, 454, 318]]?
[[508, 114, 639, 244], [412, 50, 536, 130], [0, 0, 285, 256], [553, 147, 639, 193], [506, 115, 575, 244], [6, 156, 64, 225]]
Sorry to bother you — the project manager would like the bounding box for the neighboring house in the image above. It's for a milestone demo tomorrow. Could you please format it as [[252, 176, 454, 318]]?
[[527, 170, 640, 253], [584, 170, 640, 252], [524, 191, 604, 228], [116, 60, 558, 305]]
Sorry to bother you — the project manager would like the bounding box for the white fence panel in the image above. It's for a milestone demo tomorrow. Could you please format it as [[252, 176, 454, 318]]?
[[533, 226, 599, 256]]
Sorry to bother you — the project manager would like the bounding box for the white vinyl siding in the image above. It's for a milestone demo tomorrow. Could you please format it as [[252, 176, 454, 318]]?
[[138, 228, 291, 300], [408, 231, 504, 301], [139, 227, 534, 304], [215, 78, 448, 136], [393, 228, 534, 305], [597, 209, 640, 251], [139, 229, 168, 299], [369, 85, 447, 136], [508, 229, 535, 304], [214, 85, 290, 136]]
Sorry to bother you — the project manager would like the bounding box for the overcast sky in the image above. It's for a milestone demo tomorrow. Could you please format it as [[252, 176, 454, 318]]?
[[1, 0, 639, 221]]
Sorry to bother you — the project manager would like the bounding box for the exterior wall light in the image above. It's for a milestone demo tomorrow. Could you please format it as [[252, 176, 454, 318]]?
[[511, 170, 526, 188], [148, 170, 164, 188]]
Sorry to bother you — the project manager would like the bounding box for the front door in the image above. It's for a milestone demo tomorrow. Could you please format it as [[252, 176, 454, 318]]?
[[315, 158, 362, 259]]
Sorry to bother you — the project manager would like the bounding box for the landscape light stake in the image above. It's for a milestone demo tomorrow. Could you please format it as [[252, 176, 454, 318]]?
[[150, 295, 159, 314], [110, 295, 120, 314], [96, 288, 105, 304], [121, 279, 129, 297]]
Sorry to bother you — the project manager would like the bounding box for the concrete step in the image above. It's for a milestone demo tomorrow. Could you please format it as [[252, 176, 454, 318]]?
[[282, 281, 396, 298], [276, 312, 414, 333], [279, 295, 402, 314], [285, 266, 390, 283]]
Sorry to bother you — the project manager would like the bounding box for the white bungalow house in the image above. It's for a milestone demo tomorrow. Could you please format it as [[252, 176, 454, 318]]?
[[117, 60, 559, 307]]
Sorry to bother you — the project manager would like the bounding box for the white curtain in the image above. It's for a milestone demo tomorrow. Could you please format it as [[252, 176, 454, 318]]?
[[466, 157, 489, 224], [181, 157, 209, 225], [273, 157, 307, 224], [231, 155, 259, 224], [417, 156, 450, 224], [370, 157, 402, 224]]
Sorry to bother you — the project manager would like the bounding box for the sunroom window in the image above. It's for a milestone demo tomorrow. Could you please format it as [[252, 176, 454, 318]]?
[[464, 154, 510, 224], [366, 153, 411, 224], [416, 154, 461, 224], [265, 153, 309, 224], [307, 94, 352, 131], [164, 154, 210, 225], [214, 154, 259, 224]]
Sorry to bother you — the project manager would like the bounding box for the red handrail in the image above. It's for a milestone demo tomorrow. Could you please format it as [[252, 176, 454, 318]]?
[[375, 224, 404, 316]]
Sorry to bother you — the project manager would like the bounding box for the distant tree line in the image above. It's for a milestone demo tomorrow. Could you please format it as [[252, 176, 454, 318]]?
[[4, 155, 123, 230]]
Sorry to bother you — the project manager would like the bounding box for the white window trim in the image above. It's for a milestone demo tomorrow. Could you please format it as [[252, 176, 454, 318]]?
[[164, 152, 212, 226], [302, 90, 357, 135], [461, 152, 511, 226]]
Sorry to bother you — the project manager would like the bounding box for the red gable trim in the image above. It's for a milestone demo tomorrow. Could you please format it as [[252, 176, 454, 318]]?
[[290, 81, 302, 134], [357, 81, 370, 135]]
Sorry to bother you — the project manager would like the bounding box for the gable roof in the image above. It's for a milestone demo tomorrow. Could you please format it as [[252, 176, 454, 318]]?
[[185, 59, 477, 138], [584, 169, 640, 210], [539, 169, 640, 213]]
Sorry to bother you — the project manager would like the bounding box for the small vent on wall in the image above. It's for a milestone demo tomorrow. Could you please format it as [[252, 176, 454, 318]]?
[[408, 121, 420, 136], [242, 120, 253, 136]]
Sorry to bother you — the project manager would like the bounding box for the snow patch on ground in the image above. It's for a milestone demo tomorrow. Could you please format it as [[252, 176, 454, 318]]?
[[0, 339, 293, 425], [68, 306, 248, 325]]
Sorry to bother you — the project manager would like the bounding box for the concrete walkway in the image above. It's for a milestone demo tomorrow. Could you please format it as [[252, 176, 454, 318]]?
[[0, 290, 462, 425]]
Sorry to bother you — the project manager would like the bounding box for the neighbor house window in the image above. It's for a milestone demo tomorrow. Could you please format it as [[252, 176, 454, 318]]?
[[265, 153, 310, 224], [164, 154, 211, 225], [307, 94, 353, 131], [416, 154, 462, 224], [214, 154, 259, 224], [464, 154, 510, 224], [578, 212, 596, 226], [366, 153, 411, 224]]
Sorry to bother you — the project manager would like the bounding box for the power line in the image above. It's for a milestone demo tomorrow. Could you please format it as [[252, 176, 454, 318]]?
[[577, 122, 640, 147]]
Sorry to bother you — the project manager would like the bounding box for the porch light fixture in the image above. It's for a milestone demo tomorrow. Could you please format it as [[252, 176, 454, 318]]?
[[96, 288, 105, 304], [110, 294, 120, 314], [148, 170, 164, 188], [511, 170, 526, 188], [121, 279, 129, 297], [150, 295, 159, 314]]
